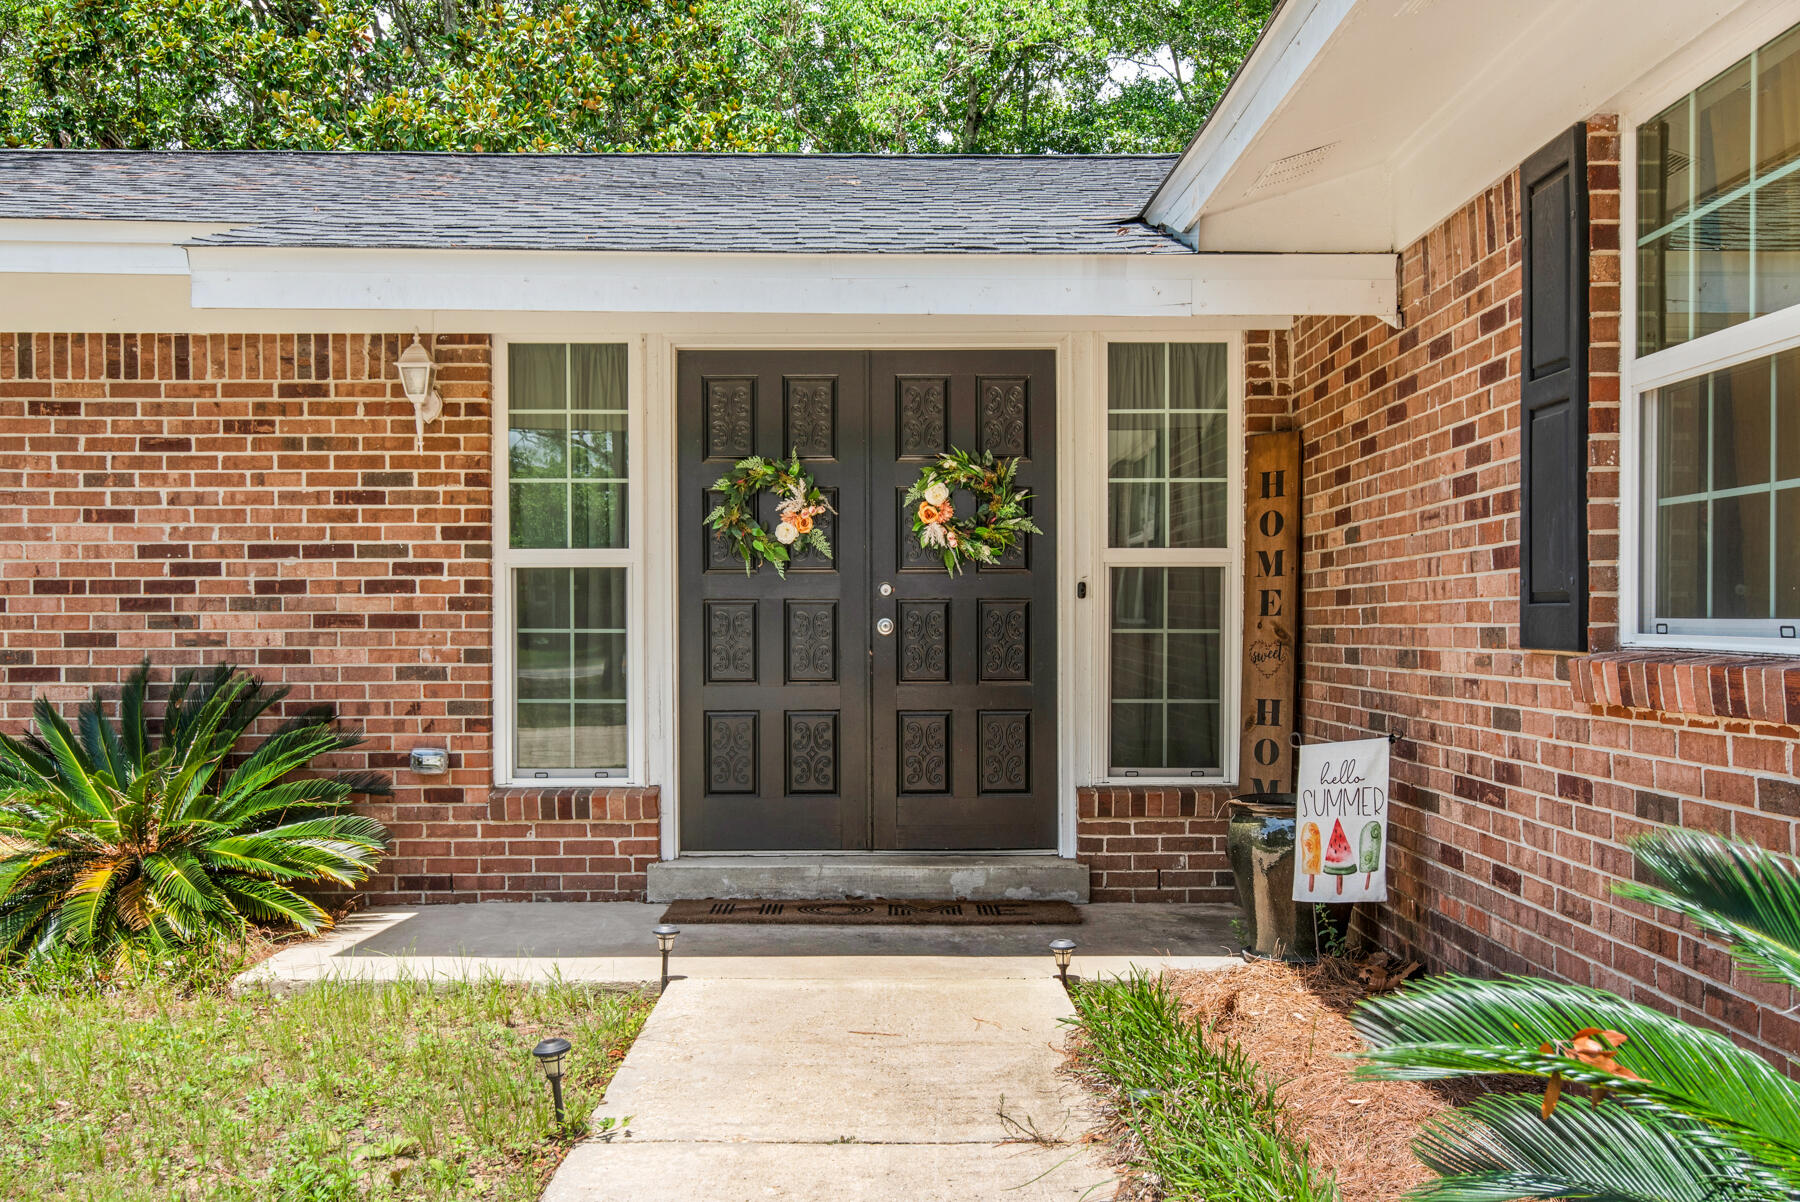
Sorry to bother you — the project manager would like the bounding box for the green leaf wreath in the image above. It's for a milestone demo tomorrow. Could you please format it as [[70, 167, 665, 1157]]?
[[902, 448, 1041, 575], [704, 453, 835, 578]]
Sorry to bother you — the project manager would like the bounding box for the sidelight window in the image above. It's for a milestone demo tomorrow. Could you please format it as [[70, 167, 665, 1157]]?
[[497, 342, 635, 781], [1104, 343, 1232, 777], [1633, 19, 1800, 645]]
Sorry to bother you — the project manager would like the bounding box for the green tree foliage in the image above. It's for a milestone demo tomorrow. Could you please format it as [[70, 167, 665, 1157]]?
[[0, 661, 391, 962], [0, 0, 1272, 152], [0, 0, 780, 150], [717, 0, 1272, 152]]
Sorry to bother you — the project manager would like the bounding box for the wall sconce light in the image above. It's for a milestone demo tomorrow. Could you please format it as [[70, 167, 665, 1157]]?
[[652, 924, 680, 994], [396, 333, 444, 449], [1048, 937, 1076, 988], [532, 1036, 572, 1126]]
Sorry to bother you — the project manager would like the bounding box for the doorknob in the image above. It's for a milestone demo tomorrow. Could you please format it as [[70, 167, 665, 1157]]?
[[879, 582, 893, 597], [876, 617, 895, 636]]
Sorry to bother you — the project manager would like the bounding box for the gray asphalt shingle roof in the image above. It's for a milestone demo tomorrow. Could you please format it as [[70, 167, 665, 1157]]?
[[0, 151, 1188, 255]]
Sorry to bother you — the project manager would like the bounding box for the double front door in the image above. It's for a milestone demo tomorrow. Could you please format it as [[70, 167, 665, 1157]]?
[[677, 350, 1057, 851]]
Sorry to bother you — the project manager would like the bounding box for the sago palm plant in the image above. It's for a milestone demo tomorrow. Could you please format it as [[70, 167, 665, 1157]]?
[[0, 660, 391, 961], [1353, 830, 1800, 1202]]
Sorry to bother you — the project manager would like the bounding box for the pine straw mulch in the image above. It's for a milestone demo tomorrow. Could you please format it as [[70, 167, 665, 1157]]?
[[1154, 954, 1484, 1202]]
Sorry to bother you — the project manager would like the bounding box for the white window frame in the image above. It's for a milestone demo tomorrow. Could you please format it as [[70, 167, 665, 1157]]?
[[1619, 8, 1800, 653], [492, 336, 648, 786], [1085, 333, 1244, 787]]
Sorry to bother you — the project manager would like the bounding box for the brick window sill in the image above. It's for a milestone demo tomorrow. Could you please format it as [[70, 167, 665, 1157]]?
[[484, 784, 659, 823], [1570, 650, 1800, 725]]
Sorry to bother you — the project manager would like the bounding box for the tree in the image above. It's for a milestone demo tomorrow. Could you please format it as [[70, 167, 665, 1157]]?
[[714, 0, 1271, 153], [0, 0, 1272, 152], [0, 0, 778, 151]]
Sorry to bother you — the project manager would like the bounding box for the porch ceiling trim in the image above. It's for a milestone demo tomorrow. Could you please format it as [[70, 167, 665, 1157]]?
[[179, 246, 1398, 321]]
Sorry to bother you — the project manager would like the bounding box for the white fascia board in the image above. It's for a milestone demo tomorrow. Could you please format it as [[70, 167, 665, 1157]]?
[[0, 219, 233, 275], [1141, 0, 1358, 239], [185, 247, 1398, 322]]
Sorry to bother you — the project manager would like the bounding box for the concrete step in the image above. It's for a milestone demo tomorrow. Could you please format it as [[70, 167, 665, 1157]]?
[[645, 854, 1089, 903]]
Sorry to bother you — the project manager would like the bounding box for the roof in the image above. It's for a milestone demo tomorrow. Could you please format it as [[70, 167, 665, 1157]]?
[[0, 151, 1190, 255], [1143, 0, 1760, 252]]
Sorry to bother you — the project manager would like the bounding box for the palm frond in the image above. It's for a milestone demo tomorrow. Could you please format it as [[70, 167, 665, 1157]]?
[[216, 725, 360, 811], [28, 698, 109, 819], [76, 697, 129, 786], [118, 657, 150, 768], [1408, 1094, 1779, 1202], [1354, 975, 1800, 1183], [53, 856, 129, 951], [0, 891, 58, 956], [1617, 831, 1800, 995], [216, 877, 328, 932]]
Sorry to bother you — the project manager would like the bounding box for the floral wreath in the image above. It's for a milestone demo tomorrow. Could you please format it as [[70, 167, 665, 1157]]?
[[704, 453, 834, 578], [903, 448, 1041, 576]]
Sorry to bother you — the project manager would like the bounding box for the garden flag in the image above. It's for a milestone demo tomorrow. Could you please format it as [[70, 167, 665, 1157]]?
[[1293, 737, 1390, 903]]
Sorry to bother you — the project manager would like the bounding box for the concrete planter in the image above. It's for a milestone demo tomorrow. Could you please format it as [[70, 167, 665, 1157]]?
[[1226, 794, 1316, 960]]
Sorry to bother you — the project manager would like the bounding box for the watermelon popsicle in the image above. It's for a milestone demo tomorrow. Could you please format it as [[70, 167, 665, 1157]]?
[[1322, 819, 1356, 895], [1300, 822, 1321, 891], [1359, 821, 1383, 889]]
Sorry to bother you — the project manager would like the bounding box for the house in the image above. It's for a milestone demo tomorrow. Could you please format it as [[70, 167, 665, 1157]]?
[[1, 0, 1795, 1067]]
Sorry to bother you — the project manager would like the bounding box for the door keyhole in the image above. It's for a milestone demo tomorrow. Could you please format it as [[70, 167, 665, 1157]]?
[[876, 617, 895, 636]]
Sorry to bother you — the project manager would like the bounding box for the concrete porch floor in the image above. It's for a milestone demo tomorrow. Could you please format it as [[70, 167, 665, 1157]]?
[[234, 901, 1243, 991]]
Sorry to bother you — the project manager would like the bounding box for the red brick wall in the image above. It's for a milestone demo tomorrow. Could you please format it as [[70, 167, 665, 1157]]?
[[1075, 330, 1295, 903], [0, 332, 658, 903], [1287, 117, 1799, 1070]]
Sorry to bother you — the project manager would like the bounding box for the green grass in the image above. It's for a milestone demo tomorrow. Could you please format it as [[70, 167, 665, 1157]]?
[[1067, 972, 1337, 1202], [0, 953, 653, 1201]]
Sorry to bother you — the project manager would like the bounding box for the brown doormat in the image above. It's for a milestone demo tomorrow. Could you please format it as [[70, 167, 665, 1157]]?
[[658, 898, 1081, 925]]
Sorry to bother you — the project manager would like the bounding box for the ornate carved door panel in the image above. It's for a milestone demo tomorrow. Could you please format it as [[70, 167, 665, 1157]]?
[[677, 350, 1056, 852], [678, 352, 870, 851], [868, 351, 1058, 850]]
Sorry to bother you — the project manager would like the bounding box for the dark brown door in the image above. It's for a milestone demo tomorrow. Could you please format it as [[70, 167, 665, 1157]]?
[[678, 350, 1056, 852]]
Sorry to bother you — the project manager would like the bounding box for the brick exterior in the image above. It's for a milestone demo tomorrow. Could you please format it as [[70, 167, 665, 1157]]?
[[1286, 117, 1798, 1070], [0, 332, 658, 903], [3, 123, 1796, 1070]]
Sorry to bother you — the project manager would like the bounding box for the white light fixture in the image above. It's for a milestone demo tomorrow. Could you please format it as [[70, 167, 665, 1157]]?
[[395, 333, 444, 449]]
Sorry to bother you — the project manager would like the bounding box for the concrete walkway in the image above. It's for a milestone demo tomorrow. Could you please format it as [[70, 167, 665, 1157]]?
[[234, 903, 1242, 1200], [545, 975, 1111, 1201], [235, 901, 1241, 990]]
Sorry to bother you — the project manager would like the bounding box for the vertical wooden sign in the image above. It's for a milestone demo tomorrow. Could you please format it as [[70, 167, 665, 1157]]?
[[1239, 430, 1300, 793]]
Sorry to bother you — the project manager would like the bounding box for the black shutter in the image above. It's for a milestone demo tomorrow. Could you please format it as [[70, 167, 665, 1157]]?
[[1519, 125, 1589, 652]]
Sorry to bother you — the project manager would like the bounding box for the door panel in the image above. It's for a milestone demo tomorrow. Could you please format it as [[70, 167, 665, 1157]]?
[[679, 352, 870, 851], [677, 349, 1056, 852], [869, 351, 1058, 850]]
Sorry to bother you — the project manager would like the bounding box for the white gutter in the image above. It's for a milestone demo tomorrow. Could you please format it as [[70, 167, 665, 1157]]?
[[1141, 0, 1360, 242]]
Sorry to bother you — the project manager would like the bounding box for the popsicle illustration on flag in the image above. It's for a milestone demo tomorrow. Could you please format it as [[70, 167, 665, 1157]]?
[[1300, 821, 1321, 891], [1294, 737, 1390, 903]]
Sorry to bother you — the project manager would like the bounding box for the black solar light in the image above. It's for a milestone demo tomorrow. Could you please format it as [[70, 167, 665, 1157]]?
[[653, 924, 681, 994], [532, 1037, 572, 1125], [1048, 937, 1076, 987]]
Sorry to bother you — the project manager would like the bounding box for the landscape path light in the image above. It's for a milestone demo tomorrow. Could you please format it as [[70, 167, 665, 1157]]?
[[395, 332, 445, 450], [1049, 937, 1076, 988], [532, 1036, 572, 1126], [653, 923, 680, 994]]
